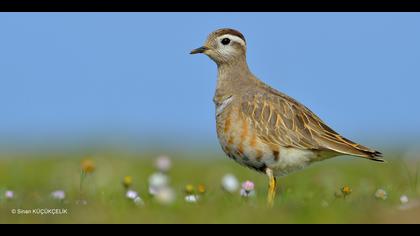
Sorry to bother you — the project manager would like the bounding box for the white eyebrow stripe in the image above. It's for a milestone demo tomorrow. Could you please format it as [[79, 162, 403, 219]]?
[[217, 34, 246, 47]]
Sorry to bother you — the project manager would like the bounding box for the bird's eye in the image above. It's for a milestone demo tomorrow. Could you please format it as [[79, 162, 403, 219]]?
[[221, 38, 231, 45]]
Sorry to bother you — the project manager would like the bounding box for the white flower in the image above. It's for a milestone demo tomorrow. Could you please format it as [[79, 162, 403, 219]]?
[[133, 196, 144, 206], [125, 190, 144, 206], [51, 190, 66, 200], [155, 187, 176, 205], [375, 189, 388, 200], [400, 195, 409, 204], [148, 172, 169, 196], [155, 155, 172, 173], [185, 195, 199, 203], [221, 174, 239, 193], [126, 190, 139, 200], [149, 173, 169, 189], [5, 190, 14, 200]]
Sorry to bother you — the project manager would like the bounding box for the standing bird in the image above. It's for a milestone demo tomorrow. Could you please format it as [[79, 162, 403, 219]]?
[[190, 28, 383, 206]]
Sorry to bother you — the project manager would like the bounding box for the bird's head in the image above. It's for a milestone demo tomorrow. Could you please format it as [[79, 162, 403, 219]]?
[[190, 28, 247, 65]]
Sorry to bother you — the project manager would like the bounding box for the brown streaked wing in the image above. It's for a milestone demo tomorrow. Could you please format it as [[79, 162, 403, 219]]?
[[240, 88, 383, 161], [241, 91, 320, 150]]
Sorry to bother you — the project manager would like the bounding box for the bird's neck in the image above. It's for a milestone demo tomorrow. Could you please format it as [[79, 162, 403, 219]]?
[[215, 58, 254, 101]]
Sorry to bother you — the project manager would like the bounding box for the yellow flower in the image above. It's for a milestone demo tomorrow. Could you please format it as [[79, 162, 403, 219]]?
[[123, 176, 133, 189], [198, 184, 206, 194], [341, 186, 352, 196], [81, 159, 95, 174], [185, 184, 195, 194]]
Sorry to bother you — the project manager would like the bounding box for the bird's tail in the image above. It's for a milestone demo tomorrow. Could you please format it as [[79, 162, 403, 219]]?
[[356, 149, 384, 162], [320, 136, 385, 162]]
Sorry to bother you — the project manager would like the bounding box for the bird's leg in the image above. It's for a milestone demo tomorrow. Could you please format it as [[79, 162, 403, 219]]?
[[266, 168, 277, 207]]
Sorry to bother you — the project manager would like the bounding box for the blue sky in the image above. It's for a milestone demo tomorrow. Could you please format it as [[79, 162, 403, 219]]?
[[0, 13, 419, 151]]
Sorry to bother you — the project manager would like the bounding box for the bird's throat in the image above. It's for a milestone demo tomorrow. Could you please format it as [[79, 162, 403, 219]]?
[[214, 61, 254, 107]]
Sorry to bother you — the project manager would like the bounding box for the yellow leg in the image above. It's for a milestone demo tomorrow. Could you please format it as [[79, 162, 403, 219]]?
[[266, 168, 277, 207]]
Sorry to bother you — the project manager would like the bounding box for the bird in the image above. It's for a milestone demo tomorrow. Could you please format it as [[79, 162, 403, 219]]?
[[190, 28, 384, 206]]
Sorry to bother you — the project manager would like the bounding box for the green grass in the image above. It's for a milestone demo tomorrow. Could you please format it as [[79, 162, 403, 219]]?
[[0, 152, 419, 224]]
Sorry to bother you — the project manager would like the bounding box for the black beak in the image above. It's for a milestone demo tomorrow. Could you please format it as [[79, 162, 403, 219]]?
[[190, 46, 209, 54]]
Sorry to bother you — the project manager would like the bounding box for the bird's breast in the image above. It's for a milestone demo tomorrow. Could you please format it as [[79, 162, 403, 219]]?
[[216, 106, 274, 172]]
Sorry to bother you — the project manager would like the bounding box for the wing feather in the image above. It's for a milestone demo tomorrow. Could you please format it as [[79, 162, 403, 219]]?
[[240, 88, 384, 162]]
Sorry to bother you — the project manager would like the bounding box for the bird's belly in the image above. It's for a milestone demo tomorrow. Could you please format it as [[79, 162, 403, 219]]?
[[269, 148, 318, 176], [220, 140, 317, 176], [216, 109, 320, 176]]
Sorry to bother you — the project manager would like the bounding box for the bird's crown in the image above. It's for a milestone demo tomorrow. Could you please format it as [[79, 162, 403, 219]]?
[[207, 28, 246, 45]]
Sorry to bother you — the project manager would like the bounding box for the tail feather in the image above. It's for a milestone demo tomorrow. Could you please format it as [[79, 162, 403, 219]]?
[[361, 149, 385, 162], [341, 137, 385, 162], [319, 137, 384, 162]]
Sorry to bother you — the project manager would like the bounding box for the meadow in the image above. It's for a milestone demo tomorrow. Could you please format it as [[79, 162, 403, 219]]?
[[0, 151, 419, 224]]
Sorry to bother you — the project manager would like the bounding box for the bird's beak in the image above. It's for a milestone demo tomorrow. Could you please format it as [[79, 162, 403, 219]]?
[[190, 46, 209, 54]]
